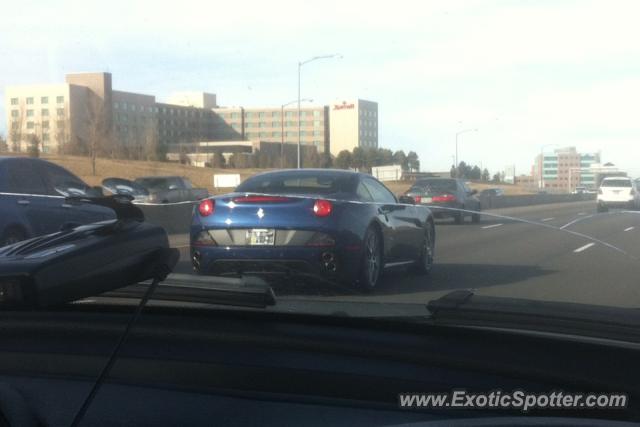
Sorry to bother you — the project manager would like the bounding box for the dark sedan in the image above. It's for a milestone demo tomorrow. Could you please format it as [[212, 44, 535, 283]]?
[[405, 178, 482, 224], [190, 169, 435, 291], [0, 157, 116, 247]]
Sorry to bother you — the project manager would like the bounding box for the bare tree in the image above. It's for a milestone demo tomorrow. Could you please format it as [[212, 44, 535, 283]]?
[[8, 105, 26, 153], [80, 94, 113, 175], [27, 134, 40, 158], [0, 132, 7, 152]]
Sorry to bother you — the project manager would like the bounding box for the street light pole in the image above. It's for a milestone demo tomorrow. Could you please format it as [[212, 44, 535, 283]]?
[[455, 128, 478, 173], [297, 54, 342, 169], [282, 98, 312, 169]]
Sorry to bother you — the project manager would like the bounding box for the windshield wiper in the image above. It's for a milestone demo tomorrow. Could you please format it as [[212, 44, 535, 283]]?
[[426, 290, 640, 343]]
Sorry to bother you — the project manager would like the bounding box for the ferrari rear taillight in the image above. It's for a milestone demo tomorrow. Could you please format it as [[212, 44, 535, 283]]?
[[313, 199, 333, 217], [232, 196, 291, 203], [198, 199, 215, 216], [414, 196, 422, 203], [432, 194, 457, 202]]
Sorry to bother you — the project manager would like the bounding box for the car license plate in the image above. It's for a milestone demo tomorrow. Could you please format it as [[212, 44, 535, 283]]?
[[421, 197, 432, 203], [249, 229, 275, 246]]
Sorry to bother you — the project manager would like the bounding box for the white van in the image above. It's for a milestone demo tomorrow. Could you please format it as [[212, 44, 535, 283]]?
[[597, 177, 639, 212]]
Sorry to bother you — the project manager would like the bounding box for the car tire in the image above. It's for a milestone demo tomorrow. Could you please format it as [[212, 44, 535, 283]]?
[[597, 203, 608, 213], [472, 206, 481, 224], [412, 222, 435, 275], [359, 226, 383, 292], [0, 227, 26, 248]]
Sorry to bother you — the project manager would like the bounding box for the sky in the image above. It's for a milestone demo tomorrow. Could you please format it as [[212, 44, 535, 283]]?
[[2, 0, 640, 176]]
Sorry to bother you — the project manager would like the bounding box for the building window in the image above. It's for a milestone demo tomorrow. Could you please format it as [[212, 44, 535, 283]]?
[[272, 131, 281, 137], [313, 120, 321, 127], [313, 130, 322, 136], [271, 121, 280, 127], [272, 111, 280, 118], [245, 112, 253, 119], [259, 122, 267, 128], [114, 102, 119, 109], [26, 110, 34, 117], [10, 98, 18, 105], [300, 131, 307, 137], [40, 96, 48, 104], [42, 134, 50, 142], [26, 97, 34, 105], [41, 109, 49, 116], [286, 121, 296, 127], [27, 122, 34, 129], [285, 111, 295, 118], [57, 108, 64, 116], [56, 96, 64, 104], [56, 120, 65, 128], [244, 122, 252, 129], [258, 112, 266, 119], [259, 132, 268, 138], [11, 122, 19, 130], [11, 110, 18, 118], [313, 110, 320, 117], [231, 112, 240, 119], [231, 123, 239, 130], [42, 121, 49, 128]]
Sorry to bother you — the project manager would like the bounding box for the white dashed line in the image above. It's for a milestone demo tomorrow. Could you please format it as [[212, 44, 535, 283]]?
[[577, 212, 587, 216], [574, 243, 596, 253], [482, 223, 503, 229], [560, 215, 594, 229], [624, 226, 635, 232], [541, 217, 554, 222]]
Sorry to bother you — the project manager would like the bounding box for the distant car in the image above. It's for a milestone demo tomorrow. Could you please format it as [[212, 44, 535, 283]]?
[[101, 177, 152, 203], [597, 177, 640, 212], [190, 169, 435, 291], [572, 186, 587, 194], [0, 157, 116, 247], [102, 176, 208, 204], [480, 188, 505, 197], [404, 178, 481, 224]]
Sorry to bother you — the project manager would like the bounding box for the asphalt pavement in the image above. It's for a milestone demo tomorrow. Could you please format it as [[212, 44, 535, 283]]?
[[169, 200, 640, 309]]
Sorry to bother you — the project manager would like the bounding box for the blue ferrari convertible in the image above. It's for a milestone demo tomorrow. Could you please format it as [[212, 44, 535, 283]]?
[[190, 169, 435, 290]]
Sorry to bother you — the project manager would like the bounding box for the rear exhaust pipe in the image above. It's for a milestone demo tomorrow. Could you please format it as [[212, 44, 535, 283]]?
[[322, 252, 335, 263], [321, 252, 337, 272]]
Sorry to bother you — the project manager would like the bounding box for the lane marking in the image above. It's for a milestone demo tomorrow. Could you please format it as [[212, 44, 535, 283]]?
[[541, 217, 554, 222], [625, 226, 635, 232], [482, 223, 503, 229], [577, 212, 587, 216], [560, 215, 594, 229], [574, 243, 596, 253]]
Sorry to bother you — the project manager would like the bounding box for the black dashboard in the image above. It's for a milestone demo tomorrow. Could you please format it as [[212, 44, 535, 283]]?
[[0, 302, 637, 426]]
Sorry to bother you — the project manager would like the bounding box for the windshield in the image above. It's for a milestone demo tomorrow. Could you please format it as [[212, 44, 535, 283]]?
[[236, 172, 352, 195], [601, 179, 632, 188], [411, 179, 457, 193], [3, 1, 640, 344]]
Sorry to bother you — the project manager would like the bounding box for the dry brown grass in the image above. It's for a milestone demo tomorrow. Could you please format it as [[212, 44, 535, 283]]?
[[37, 154, 271, 193]]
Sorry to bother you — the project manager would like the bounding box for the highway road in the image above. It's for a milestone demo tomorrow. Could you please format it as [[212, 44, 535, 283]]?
[[170, 200, 640, 309]]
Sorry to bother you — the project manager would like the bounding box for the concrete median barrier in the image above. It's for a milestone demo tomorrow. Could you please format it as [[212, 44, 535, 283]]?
[[138, 202, 197, 235], [479, 193, 596, 210], [137, 193, 597, 237]]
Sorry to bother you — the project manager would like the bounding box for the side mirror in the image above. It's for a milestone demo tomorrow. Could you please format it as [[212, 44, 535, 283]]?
[[398, 195, 415, 205]]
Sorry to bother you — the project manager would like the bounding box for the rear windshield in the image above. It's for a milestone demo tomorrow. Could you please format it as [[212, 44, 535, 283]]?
[[601, 179, 632, 187], [412, 179, 457, 192], [236, 173, 351, 195]]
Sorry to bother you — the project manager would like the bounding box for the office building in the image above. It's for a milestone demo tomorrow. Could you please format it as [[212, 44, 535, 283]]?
[[329, 99, 378, 156], [5, 72, 378, 158], [533, 147, 600, 191]]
